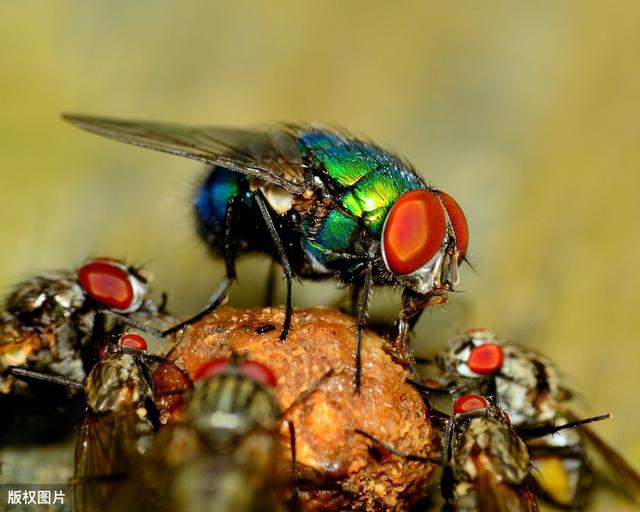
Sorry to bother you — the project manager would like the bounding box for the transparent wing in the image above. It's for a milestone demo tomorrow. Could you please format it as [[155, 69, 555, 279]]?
[[476, 462, 539, 512], [63, 114, 309, 194], [73, 408, 145, 512]]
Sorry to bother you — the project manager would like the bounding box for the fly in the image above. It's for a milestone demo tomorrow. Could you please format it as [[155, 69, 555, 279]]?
[[440, 394, 539, 512], [356, 391, 608, 511], [63, 115, 470, 392], [418, 328, 640, 508], [9, 333, 172, 512], [115, 356, 296, 512], [0, 258, 175, 398]]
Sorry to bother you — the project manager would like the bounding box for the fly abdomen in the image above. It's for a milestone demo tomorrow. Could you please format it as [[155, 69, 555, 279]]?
[[194, 166, 252, 249]]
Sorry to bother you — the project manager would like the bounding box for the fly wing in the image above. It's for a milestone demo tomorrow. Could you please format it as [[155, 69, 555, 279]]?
[[476, 459, 539, 512], [564, 410, 640, 495], [73, 408, 146, 512], [63, 115, 309, 194]]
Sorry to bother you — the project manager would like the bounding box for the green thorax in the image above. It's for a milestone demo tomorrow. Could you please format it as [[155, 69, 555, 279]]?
[[298, 130, 425, 262]]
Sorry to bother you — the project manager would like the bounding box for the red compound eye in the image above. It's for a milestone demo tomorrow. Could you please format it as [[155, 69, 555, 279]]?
[[436, 191, 469, 260], [241, 360, 277, 387], [467, 343, 504, 374], [453, 394, 488, 414], [98, 346, 109, 359], [383, 190, 446, 275], [78, 259, 134, 310], [119, 333, 148, 351], [194, 358, 230, 381]]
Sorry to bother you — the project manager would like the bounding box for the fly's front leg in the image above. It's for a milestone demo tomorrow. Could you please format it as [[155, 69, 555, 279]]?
[[383, 291, 421, 368], [394, 289, 420, 351], [106, 195, 239, 340], [7, 367, 84, 391], [391, 287, 442, 355], [353, 429, 439, 463], [254, 189, 294, 341], [99, 310, 164, 338], [161, 278, 231, 338], [157, 196, 239, 338], [99, 277, 230, 340]]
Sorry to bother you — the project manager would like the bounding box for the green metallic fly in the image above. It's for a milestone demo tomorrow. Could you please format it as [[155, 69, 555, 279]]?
[[63, 116, 470, 391]]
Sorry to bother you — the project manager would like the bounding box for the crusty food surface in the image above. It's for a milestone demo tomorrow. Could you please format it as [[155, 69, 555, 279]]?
[[154, 306, 435, 511]]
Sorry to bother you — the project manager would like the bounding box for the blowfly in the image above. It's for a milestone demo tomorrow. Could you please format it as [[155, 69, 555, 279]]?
[[63, 115, 470, 391]]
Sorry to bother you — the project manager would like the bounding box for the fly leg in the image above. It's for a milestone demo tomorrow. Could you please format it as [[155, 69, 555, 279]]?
[[111, 196, 239, 339], [159, 195, 240, 335], [390, 287, 446, 358], [520, 413, 610, 440], [254, 189, 294, 340], [86, 310, 110, 363], [391, 289, 423, 353], [354, 259, 373, 394], [353, 429, 439, 463], [287, 420, 301, 511], [279, 368, 338, 508], [98, 277, 231, 340], [379, 290, 421, 370], [162, 278, 231, 336], [98, 310, 164, 338], [439, 415, 457, 511], [158, 292, 169, 314], [7, 367, 84, 391]]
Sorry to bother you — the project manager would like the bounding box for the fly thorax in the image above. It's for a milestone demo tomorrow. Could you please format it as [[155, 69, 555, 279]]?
[[46, 324, 86, 381], [497, 347, 560, 427], [495, 379, 532, 426], [7, 274, 85, 328], [74, 309, 99, 347], [457, 418, 530, 485], [85, 353, 150, 414]]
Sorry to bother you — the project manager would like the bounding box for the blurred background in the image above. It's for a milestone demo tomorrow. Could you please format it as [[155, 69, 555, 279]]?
[[1, 1, 638, 510]]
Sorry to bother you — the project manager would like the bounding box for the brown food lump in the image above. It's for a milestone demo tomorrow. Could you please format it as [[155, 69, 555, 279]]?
[[154, 306, 436, 511]]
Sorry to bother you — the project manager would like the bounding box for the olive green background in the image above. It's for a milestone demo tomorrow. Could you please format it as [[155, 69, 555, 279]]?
[[1, 2, 638, 510]]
